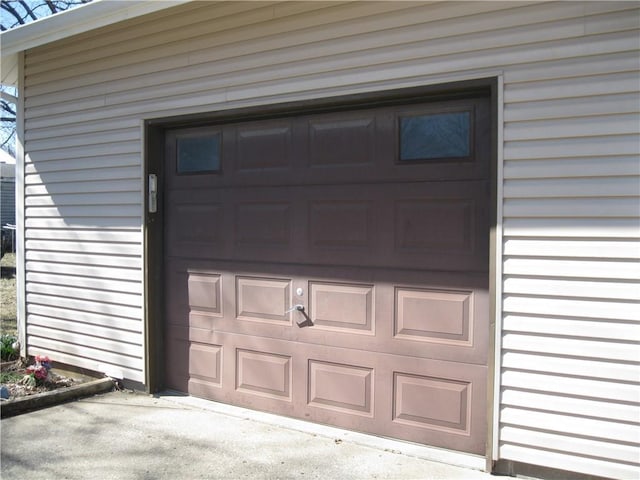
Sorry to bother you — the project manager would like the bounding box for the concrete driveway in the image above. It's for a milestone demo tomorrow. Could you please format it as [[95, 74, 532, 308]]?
[[1, 391, 495, 479]]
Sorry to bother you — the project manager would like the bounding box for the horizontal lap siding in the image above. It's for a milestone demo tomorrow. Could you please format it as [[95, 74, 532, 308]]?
[[497, 3, 640, 477], [1, 178, 16, 226], [22, 1, 639, 475], [22, 0, 151, 379]]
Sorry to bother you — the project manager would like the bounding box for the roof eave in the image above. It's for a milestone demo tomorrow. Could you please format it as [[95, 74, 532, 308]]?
[[1, 0, 190, 85]]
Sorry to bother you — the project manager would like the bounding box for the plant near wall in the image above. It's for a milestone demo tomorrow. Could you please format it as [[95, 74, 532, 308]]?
[[0, 334, 18, 361]]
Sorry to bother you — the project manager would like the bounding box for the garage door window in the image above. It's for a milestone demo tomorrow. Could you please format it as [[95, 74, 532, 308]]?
[[177, 133, 221, 174], [399, 111, 470, 161]]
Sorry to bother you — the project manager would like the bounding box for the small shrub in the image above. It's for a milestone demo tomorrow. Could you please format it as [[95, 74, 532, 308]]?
[[0, 334, 19, 361]]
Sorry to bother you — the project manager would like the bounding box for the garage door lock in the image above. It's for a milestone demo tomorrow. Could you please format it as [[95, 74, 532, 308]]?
[[148, 174, 158, 213]]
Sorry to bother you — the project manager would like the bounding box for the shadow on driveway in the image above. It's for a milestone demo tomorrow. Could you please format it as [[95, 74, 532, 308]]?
[[1, 391, 493, 480]]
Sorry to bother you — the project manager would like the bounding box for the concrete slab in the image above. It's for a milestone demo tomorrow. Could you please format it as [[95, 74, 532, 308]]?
[[0, 377, 113, 418], [1, 391, 496, 479]]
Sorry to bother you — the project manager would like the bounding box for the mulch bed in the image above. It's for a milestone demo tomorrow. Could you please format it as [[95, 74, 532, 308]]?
[[1, 359, 82, 400], [1, 359, 115, 418]]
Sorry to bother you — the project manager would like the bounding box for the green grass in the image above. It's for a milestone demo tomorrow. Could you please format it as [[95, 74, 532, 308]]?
[[0, 371, 22, 383], [0, 253, 17, 337]]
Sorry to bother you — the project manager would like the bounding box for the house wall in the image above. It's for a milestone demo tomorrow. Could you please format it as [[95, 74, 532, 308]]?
[[21, 2, 639, 477], [1, 156, 16, 231], [1, 176, 16, 255], [1, 178, 16, 227]]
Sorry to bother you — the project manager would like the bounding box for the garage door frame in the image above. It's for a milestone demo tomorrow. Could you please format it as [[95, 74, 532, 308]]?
[[143, 77, 500, 464]]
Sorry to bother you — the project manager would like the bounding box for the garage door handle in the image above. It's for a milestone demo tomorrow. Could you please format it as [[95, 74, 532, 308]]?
[[286, 305, 314, 328], [286, 304, 305, 313]]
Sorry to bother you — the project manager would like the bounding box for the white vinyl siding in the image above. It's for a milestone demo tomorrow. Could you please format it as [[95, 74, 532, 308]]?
[[0, 178, 15, 226], [21, 1, 639, 476]]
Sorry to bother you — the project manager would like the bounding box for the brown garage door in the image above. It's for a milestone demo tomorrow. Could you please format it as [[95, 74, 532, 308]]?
[[163, 94, 491, 454]]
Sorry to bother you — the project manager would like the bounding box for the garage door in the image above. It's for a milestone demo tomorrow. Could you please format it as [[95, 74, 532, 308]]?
[[163, 93, 491, 454]]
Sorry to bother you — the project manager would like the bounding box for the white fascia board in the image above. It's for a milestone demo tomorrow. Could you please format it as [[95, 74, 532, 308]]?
[[0, 0, 190, 55], [1, 0, 190, 84]]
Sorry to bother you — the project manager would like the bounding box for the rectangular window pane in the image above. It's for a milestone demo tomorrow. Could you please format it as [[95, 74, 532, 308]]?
[[400, 112, 470, 161], [177, 134, 221, 174]]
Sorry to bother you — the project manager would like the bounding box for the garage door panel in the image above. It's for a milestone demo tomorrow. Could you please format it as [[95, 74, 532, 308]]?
[[188, 272, 223, 315], [166, 189, 228, 259], [235, 276, 292, 325], [174, 330, 486, 453], [171, 203, 223, 243], [394, 287, 473, 344], [308, 199, 374, 250], [212, 332, 304, 416], [394, 373, 470, 432], [167, 259, 488, 364], [307, 113, 376, 168], [236, 348, 293, 401], [189, 342, 223, 387], [177, 334, 488, 450], [235, 201, 292, 247], [166, 261, 225, 327], [168, 182, 488, 271], [228, 189, 305, 263], [163, 93, 491, 455], [395, 198, 474, 252], [388, 182, 489, 271], [386, 358, 487, 454], [308, 281, 375, 334], [308, 360, 375, 417], [234, 121, 293, 173], [166, 97, 490, 191]]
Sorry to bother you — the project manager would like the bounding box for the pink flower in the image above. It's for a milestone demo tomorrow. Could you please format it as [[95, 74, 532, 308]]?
[[27, 361, 50, 382], [32, 355, 52, 371]]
